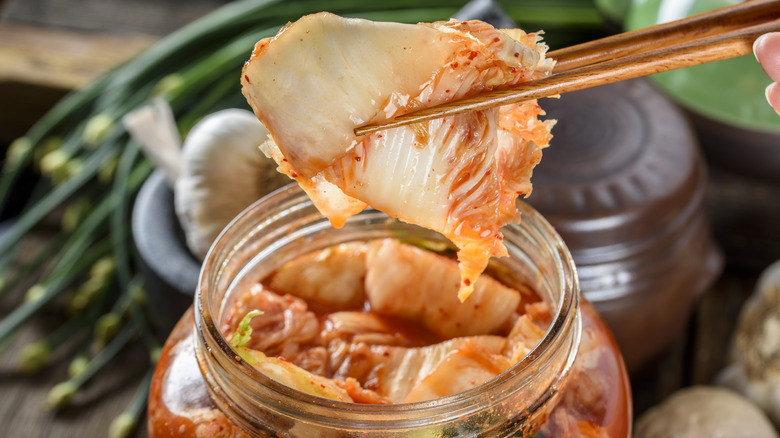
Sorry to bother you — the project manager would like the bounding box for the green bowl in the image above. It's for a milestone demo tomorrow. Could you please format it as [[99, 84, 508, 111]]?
[[595, 0, 633, 24], [625, 0, 780, 134]]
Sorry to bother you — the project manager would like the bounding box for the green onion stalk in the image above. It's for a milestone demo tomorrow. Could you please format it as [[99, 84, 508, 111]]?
[[0, 233, 67, 301], [17, 288, 108, 374], [0, 0, 605, 433], [45, 323, 137, 411], [108, 368, 155, 438], [93, 277, 149, 349]]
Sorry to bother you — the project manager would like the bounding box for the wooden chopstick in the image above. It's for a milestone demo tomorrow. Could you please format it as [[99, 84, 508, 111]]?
[[550, 0, 780, 71], [354, 1, 779, 136]]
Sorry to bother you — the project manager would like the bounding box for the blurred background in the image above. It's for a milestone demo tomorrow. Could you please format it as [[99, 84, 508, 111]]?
[[1, 0, 780, 436]]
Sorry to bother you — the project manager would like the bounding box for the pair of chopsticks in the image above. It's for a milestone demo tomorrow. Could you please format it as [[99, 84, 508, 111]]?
[[354, 0, 780, 136]]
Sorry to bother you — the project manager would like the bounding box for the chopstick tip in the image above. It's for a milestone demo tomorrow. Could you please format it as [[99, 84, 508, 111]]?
[[354, 124, 377, 136]]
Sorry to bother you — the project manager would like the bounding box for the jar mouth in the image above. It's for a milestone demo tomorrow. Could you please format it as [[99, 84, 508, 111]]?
[[195, 184, 581, 428]]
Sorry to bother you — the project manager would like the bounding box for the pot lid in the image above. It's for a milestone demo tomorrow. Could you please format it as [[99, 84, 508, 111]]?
[[526, 78, 704, 263]]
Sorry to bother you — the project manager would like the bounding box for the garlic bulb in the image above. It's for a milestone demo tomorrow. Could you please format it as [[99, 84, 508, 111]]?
[[635, 386, 778, 438], [174, 109, 289, 259], [716, 259, 780, 427]]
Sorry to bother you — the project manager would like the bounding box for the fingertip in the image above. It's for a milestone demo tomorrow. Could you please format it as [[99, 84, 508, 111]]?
[[754, 33, 768, 61], [754, 33, 780, 83], [767, 82, 780, 117]]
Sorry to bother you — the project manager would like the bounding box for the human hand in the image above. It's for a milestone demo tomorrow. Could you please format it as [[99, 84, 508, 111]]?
[[754, 32, 780, 116]]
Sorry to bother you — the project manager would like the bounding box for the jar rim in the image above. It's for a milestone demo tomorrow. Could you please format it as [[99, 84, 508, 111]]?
[[194, 184, 581, 426]]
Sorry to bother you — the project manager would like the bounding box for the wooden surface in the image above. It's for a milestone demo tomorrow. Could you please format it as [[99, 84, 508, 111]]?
[[1, 0, 230, 36], [0, 0, 227, 143], [0, 23, 156, 143], [0, 23, 155, 90]]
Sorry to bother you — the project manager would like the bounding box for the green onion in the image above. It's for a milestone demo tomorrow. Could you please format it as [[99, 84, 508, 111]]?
[[0, 238, 114, 351], [0, 233, 67, 300], [127, 284, 162, 361], [17, 297, 104, 374], [0, 141, 120, 268], [0, 158, 151, 349], [45, 323, 136, 410], [110, 142, 142, 288], [108, 368, 154, 438]]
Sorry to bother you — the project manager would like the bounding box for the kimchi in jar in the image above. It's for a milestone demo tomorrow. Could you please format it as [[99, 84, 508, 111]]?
[[148, 185, 631, 437]]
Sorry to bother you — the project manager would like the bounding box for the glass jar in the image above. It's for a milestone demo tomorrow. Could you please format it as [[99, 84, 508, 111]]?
[[148, 185, 632, 437]]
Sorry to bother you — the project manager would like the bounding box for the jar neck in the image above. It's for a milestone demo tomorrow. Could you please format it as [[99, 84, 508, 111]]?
[[194, 185, 581, 437]]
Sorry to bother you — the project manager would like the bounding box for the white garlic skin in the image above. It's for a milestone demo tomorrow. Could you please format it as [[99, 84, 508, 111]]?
[[635, 386, 778, 438], [174, 108, 290, 259], [717, 259, 780, 427]]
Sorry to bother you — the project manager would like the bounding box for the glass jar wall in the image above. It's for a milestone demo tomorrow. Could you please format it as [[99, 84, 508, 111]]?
[[147, 185, 632, 437]]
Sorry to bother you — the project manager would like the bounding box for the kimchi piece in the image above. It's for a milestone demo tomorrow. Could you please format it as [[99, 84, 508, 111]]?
[[221, 240, 551, 404], [241, 12, 554, 300]]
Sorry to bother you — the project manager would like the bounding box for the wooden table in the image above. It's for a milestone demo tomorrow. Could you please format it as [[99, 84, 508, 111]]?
[[0, 0, 225, 145], [2, 0, 780, 436]]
